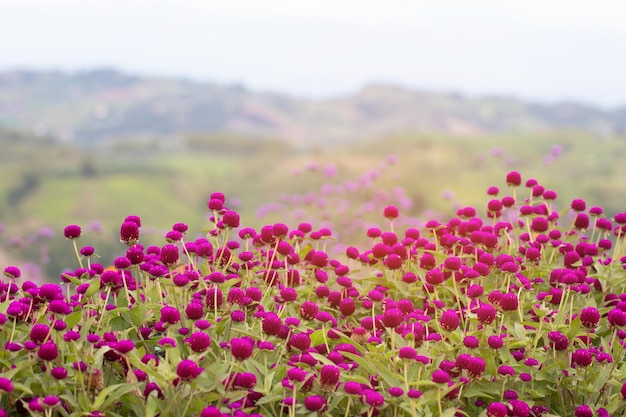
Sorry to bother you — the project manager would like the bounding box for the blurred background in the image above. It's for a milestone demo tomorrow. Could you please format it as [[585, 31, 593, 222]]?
[[1, 0, 625, 280]]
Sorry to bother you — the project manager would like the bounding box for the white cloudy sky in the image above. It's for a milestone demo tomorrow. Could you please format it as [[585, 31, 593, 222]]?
[[1, 0, 625, 107]]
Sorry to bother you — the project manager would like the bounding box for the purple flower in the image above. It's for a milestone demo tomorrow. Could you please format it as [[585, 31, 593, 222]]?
[[51, 367, 68, 380], [487, 402, 508, 417], [38, 341, 58, 361], [363, 390, 384, 407], [398, 346, 417, 360], [319, 365, 340, 391], [0, 377, 13, 392], [3, 266, 20, 279], [114, 340, 135, 354], [289, 333, 311, 352], [440, 310, 460, 331], [343, 381, 362, 395], [63, 224, 82, 239], [160, 306, 181, 325], [432, 370, 450, 384], [498, 365, 515, 377], [187, 332, 211, 353], [160, 244, 179, 266], [230, 337, 253, 360], [382, 308, 403, 328], [233, 372, 257, 389], [304, 395, 327, 412], [574, 405, 593, 417], [580, 307, 600, 328], [176, 359, 203, 381], [30, 324, 50, 345]]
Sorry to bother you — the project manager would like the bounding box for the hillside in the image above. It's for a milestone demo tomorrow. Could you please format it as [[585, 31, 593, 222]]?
[[1, 69, 624, 146]]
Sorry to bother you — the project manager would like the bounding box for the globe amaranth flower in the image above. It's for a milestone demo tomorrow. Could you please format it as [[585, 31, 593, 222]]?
[[466, 357, 486, 378], [160, 306, 181, 325], [0, 377, 13, 393], [572, 349, 593, 367], [285, 332, 309, 352], [580, 306, 600, 328], [51, 367, 68, 380], [38, 341, 58, 361], [160, 244, 179, 266], [382, 307, 404, 328], [230, 337, 254, 360], [319, 364, 341, 391], [232, 372, 257, 389], [440, 310, 460, 331], [176, 359, 203, 381], [574, 405, 593, 417], [487, 402, 508, 417], [363, 390, 385, 407], [186, 332, 211, 353], [63, 224, 82, 239], [120, 221, 140, 245], [432, 370, 451, 384], [113, 340, 135, 354], [3, 266, 20, 280], [548, 331, 569, 351], [304, 395, 327, 412], [30, 323, 51, 345]]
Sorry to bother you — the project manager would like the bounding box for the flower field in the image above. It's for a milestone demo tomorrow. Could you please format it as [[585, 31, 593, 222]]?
[[2, 169, 626, 417]]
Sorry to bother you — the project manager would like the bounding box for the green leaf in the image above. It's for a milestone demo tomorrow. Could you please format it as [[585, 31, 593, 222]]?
[[93, 383, 139, 409], [65, 310, 83, 329], [84, 278, 102, 299]]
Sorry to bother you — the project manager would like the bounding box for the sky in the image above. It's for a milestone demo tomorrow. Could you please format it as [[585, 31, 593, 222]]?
[[1, 0, 625, 108]]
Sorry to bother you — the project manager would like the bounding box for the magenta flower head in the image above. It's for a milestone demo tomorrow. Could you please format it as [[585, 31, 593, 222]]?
[[160, 306, 181, 325], [580, 306, 600, 328], [30, 323, 51, 345], [319, 364, 341, 391], [42, 395, 60, 408], [63, 224, 82, 239], [38, 341, 58, 361], [289, 333, 311, 352], [432, 370, 450, 384], [0, 377, 13, 393], [399, 346, 417, 360], [572, 349, 593, 367], [120, 221, 140, 245], [300, 301, 319, 320], [364, 390, 385, 407], [304, 395, 327, 412], [160, 244, 179, 266], [467, 357, 486, 378], [506, 171, 522, 187], [222, 211, 240, 228], [548, 331, 569, 351], [440, 310, 460, 331], [176, 359, 203, 381], [187, 332, 211, 353], [3, 266, 20, 280], [500, 293, 519, 311], [114, 340, 135, 354], [574, 405, 593, 417], [477, 303, 497, 325], [487, 402, 508, 417], [382, 308, 404, 328], [383, 205, 399, 220], [230, 337, 254, 360], [571, 198, 586, 212]]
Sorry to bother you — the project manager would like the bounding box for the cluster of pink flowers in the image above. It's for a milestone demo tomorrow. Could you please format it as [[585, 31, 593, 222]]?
[[2, 171, 626, 416]]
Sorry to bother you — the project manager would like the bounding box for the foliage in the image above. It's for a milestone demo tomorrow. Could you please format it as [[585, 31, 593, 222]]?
[[2, 166, 626, 416]]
